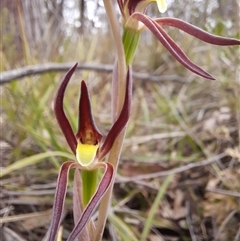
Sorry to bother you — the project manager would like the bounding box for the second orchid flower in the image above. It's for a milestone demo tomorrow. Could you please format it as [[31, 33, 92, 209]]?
[[118, 0, 240, 79]]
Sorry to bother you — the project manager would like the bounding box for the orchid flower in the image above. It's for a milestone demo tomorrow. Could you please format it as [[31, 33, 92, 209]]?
[[47, 63, 132, 241], [118, 0, 240, 79]]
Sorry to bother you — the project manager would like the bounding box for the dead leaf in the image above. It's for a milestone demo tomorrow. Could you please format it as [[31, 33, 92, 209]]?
[[202, 169, 239, 224], [225, 147, 240, 162], [160, 189, 186, 220], [119, 161, 166, 177]]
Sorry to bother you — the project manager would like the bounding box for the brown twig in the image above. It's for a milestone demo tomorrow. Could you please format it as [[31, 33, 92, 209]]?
[[123, 131, 186, 146], [0, 62, 186, 85], [234, 226, 240, 241], [116, 152, 228, 182], [186, 201, 197, 241], [206, 187, 240, 198], [0, 209, 52, 224], [216, 210, 237, 240]]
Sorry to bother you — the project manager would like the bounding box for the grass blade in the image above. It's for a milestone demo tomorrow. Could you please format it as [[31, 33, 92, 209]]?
[[108, 213, 139, 241], [1, 151, 75, 177], [140, 174, 173, 241]]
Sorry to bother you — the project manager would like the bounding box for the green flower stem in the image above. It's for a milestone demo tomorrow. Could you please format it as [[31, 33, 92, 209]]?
[[122, 28, 140, 65], [81, 169, 98, 207]]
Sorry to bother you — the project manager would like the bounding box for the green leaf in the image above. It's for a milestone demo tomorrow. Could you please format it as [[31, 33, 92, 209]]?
[[141, 174, 173, 240], [109, 213, 139, 241], [0, 151, 75, 177]]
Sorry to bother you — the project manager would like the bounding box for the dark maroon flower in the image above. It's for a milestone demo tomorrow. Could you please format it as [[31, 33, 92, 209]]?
[[118, 0, 240, 79], [47, 64, 132, 241]]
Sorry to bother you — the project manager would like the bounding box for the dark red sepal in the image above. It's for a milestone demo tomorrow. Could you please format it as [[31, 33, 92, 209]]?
[[133, 13, 215, 80], [54, 63, 78, 154], [98, 67, 132, 160], [155, 17, 240, 46], [76, 81, 102, 145]]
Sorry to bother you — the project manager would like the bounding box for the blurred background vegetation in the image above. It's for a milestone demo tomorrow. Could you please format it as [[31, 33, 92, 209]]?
[[0, 0, 239, 241]]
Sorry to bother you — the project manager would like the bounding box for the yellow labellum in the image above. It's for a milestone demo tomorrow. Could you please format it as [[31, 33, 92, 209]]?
[[76, 142, 99, 167], [156, 0, 167, 13]]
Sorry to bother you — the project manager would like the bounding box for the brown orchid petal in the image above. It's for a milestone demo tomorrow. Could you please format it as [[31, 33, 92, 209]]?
[[133, 13, 215, 80], [67, 162, 114, 241], [155, 17, 240, 46], [54, 63, 78, 154], [76, 81, 102, 145], [128, 0, 143, 15], [98, 67, 132, 160], [48, 161, 80, 241]]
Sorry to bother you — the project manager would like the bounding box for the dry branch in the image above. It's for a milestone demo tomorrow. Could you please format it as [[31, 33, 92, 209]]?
[[0, 62, 186, 85], [116, 152, 228, 182]]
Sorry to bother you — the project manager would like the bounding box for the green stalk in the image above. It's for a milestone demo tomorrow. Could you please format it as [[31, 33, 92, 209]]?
[[122, 28, 140, 65], [81, 169, 98, 207]]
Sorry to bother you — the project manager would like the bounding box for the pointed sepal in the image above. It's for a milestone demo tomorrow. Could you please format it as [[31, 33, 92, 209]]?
[[54, 63, 78, 154], [133, 13, 215, 80], [76, 81, 103, 143], [98, 67, 132, 160], [75, 81, 103, 166], [155, 17, 240, 46]]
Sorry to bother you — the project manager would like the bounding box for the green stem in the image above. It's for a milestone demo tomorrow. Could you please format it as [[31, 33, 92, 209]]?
[[81, 169, 98, 207], [122, 28, 140, 65]]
